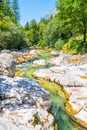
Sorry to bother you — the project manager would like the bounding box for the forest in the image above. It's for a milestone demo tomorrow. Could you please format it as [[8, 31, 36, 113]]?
[[0, 0, 87, 54]]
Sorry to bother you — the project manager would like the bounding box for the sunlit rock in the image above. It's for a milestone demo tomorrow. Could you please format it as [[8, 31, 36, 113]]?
[[0, 53, 16, 77], [33, 63, 87, 128], [50, 51, 59, 56], [12, 52, 34, 64], [29, 50, 40, 56], [0, 118, 20, 130], [0, 76, 54, 130], [33, 59, 47, 66], [50, 54, 87, 66], [1, 49, 11, 53]]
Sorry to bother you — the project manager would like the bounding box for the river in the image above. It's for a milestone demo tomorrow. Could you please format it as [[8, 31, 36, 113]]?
[[16, 57, 86, 130]]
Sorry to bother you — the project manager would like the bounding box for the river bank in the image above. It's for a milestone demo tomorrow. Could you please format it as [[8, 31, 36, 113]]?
[[0, 49, 87, 130], [15, 49, 87, 130]]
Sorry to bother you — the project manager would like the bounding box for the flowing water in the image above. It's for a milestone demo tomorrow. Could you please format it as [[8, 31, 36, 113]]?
[[16, 58, 86, 130]]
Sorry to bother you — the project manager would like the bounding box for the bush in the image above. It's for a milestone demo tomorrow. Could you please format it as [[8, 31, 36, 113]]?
[[63, 39, 84, 54], [37, 38, 46, 47], [54, 39, 65, 50], [0, 17, 29, 50]]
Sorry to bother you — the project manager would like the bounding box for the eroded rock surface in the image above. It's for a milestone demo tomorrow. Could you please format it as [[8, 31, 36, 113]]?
[[33, 59, 47, 66], [50, 54, 87, 66], [33, 54, 87, 128], [0, 76, 54, 130], [50, 51, 59, 56], [0, 118, 20, 130], [12, 50, 40, 64], [0, 53, 16, 77], [12, 52, 34, 64]]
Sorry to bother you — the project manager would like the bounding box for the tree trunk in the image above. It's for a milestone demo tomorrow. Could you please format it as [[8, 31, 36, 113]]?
[[83, 28, 86, 43]]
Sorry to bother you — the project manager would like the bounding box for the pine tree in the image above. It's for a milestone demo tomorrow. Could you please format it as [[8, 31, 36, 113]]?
[[24, 22, 30, 30], [12, 0, 20, 23]]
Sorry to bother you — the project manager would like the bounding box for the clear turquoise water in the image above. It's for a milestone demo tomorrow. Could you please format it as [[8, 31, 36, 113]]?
[[16, 60, 86, 130]]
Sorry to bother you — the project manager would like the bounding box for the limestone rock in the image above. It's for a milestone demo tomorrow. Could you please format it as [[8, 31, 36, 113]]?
[[12, 52, 34, 64], [0, 118, 20, 130], [33, 63, 87, 128], [50, 54, 87, 66], [33, 64, 87, 87], [29, 50, 40, 56], [0, 53, 16, 77], [33, 59, 47, 66], [50, 54, 71, 66], [50, 51, 59, 56], [0, 76, 54, 130], [64, 86, 87, 128], [1, 49, 11, 53]]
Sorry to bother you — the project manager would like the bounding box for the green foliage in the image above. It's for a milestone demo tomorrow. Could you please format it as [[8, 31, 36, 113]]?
[[56, 0, 87, 43], [1, 0, 87, 54], [24, 19, 48, 47], [40, 17, 50, 24], [63, 39, 85, 54], [0, 16, 29, 49], [24, 21, 30, 30], [54, 39, 65, 50], [43, 17, 61, 47], [0, 0, 15, 21], [37, 38, 45, 47], [12, 0, 20, 22], [38, 49, 51, 60], [24, 19, 39, 46], [0, 0, 29, 50]]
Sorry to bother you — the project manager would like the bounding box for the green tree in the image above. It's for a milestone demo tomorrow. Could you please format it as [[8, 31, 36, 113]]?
[[0, 0, 14, 19], [25, 19, 39, 46], [0, 16, 29, 49], [43, 17, 61, 47], [12, 0, 20, 22], [0, 0, 29, 50], [56, 0, 87, 43], [24, 21, 30, 30]]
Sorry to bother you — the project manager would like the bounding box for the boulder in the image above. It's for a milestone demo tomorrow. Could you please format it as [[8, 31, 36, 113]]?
[[64, 86, 87, 128], [1, 49, 11, 53], [50, 51, 59, 56], [0, 53, 16, 77], [12, 52, 34, 64], [29, 50, 40, 56], [0, 118, 20, 130], [0, 76, 54, 130], [33, 63, 87, 128], [50, 54, 87, 66], [33, 64, 87, 87], [50, 54, 71, 66], [33, 59, 47, 66]]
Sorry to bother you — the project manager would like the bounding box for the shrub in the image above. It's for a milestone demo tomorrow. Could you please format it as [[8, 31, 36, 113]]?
[[37, 38, 46, 47], [63, 39, 84, 54], [0, 19, 29, 50], [54, 39, 65, 50]]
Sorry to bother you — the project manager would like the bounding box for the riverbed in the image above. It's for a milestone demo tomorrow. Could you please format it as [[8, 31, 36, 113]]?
[[16, 55, 86, 130]]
